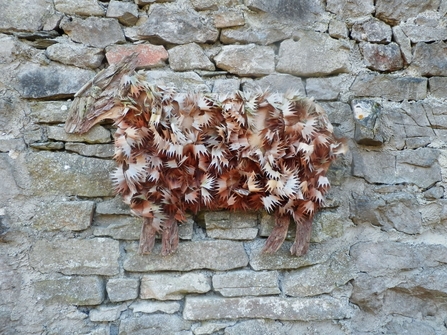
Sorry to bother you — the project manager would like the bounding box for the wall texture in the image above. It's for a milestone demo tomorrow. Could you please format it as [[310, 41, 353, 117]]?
[[1, 0, 447, 334]]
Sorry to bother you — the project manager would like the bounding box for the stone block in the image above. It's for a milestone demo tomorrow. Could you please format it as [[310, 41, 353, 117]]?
[[47, 125, 111, 144], [351, 18, 392, 43], [138, 4, 218, 44], [411, 42, 447, 76], [29, 101, 71, 124], [106, 278, 139, 302], [207, 228, 258, 240], [33, 276, 104, 305], [183, 295, 353, 321], [105, 44, 168, 69], [32, 201, 94, 231], [118, 314, 192, 335], [318, 102, 355, 139], [400, 20, 447, 43], [65, 143, 114, 158], [204, 211, 258, 229], [190, 0, 237, 10], [60, 17, 125, 48], [329, 19, 348, 39], [326, 0, 374, 18], [130, 301, 181, 314], [96, 196, 131, 215], [277, 34, 350, 77], [212, 78, 241, 93], [306, 75, 354, 101], [168, 43, 215, 71], [351, 99, 387, 146], [25, 152, 115, 197], [140, 273, 211, 300], [392, 26, 412, 63], [46, 40, 104, 69], [29, 238, 120, 275], [244, 0, 325, 21], [360, 42, 403, 72], [0, 0, 53, 32], [54, 0, 105, 16], [194, 321, 236, 335], [243, 73, 305, 95], [214, 9, 245, 28], [214, 44, 275, 77], [350, 73, 427, 101], [213, 270, 280, 297], [144, 70, 210, 92], [123, 240, 248, 272], [376, 0, 441, 25], [429, 77, 447, 99], [90, 305, 126, 322], [106, 0, 139, 26]]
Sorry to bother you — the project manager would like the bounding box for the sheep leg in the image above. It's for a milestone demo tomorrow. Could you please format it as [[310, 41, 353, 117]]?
[[290, 216, 313, 256], [262, 213, 290, 254], [139, 217, 157, 254], [161, 213, 179, 256]]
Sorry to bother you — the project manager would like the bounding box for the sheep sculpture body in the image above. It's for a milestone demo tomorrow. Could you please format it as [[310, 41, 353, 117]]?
[[65, 55, 346, 256]]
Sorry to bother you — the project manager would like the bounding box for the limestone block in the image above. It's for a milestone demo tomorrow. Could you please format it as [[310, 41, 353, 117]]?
[[0, 0, 52, 32], [213, 270, 280, 297], [33, 276, 104, 305], [350, 73, 427, 101], [277, 34, 350, 77], [96, 196, 131, 215], [130, 301, 181, 314], [15, 63, 94, 99], [360, 42, 403, 72], [105, 44, 168, 69], [30, 101, 71, 124], [411, 42, 447, 76], [207, 228, 258, 240], [123, 240, 248, 272], [65, 143, 114, 158], [54, 0, 105, 16], [32, 201, 94, 231], [329, 19, 348, 39], [214, 44, 275, 77], [106, 0, 139, 26], [118, 314, 192, 335], [326, 0, 374, 18], [214, 9, 245, 28], [29, 238, 120, 275], [318, 102, 355, 139], [244, 0, 325, 21], [140, 273, 211, 300], [243, 73, 305, 95], [138, 4, 219, 44], [46, 40, 104, 69], [194, 321, 236, 335], [47, 125, 111, 144], [25, 152, 115, 197], [90, 305, 126, 322], [212, 78, 241, 93], [306, 75, 354, 101], [204, 211, 258, 229], [93, 215, 142, 240], [183, 295, 353, 321], [190, 0, 236, 11], [400, 21, 447, 43], [429, 77, 447, 99], [376, 0, 441, 25], [351, 18, 392, 43], [106, 278, 139, 302], [168, 43, 215, 71], [144, 70, 210, 92], [392, 26, 413, 63], [351, 99, 387, 145], [60, 17, 125, 48]]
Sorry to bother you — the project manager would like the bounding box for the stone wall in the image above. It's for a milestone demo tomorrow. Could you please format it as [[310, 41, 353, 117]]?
[[1, 0, 447, 334]]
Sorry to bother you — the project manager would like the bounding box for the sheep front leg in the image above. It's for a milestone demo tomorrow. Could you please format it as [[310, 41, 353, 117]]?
[[262, 213, 290, 254], [290, 216, 313, 256], [139, 217, 157, 254], [161, 213, 179, 256]]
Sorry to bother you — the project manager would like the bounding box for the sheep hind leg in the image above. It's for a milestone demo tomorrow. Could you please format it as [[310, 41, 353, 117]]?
[[139, 217, 157, 254], [161, 213, 179, 256], [290, 216, 312, 256], [262, 213, 290, 254]]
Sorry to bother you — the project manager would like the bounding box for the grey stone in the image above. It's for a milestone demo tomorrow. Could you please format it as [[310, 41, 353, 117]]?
[[168, 43, 215, 71], [326, 0, 374, 18], [0, 0, 53, 33], [190, 0, 236, 11], [392, 26, 413, 63], [214, 44, 275, 77], [30, 142, 65, 151], [183, 295, 352, 321], [207, 228, 258, 240], [277, 34, 350, 77], [329, 19, 348, 39], [106, 0, 139, 26], [29, 238, 120, 275], [60, 16, 125, 48], [213, 270, 280, 297], [350, 73, 427, 101], [376, 0, 441, 25], [243, 73, 305, 95], [423, 100, 447, 130], [54, 0, 105, 16], [351, 18, 392, 43], [400, 21, 447, 43], [140, 273, 211, 300], [360, 42, 403, 72], [106, 278, 139, 302], [351, 99, 387, 146], [46, 40, 104, 69], [204, 211, 258, 229], [385, 318, 437, 335], [33, 276, 104, 305], [14, 63, 94, 99], [411, 42, 447, 76], [90, 305, 126, 322], [244, 0, 325, 22], [0, 138, 25, 152], [65, 142, 114, 158], [130, 301, 181, 314], [32, 201, 94, 231], [138, 4, 218, 44], [25, 151, 115, 197], [195, 321, 236, 335], [119, 314, 192, 335], [30, 101, 71, 124], [123, 240, 248, 272], [144, 70, 210, 92], [282, 250, 354, 297], [47, 125, 111, 144], [429, 77, 447, 98], [319, 102, 355, 139], [212, 78, 241, 93], [96, 196, 131, 215], [214, 8, 245, 28], [93, 215, 141, 240], [306, 75, 354, 101]]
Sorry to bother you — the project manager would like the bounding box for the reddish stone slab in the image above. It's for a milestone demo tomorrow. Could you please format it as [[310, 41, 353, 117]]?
[[106, 44, 168, 68]]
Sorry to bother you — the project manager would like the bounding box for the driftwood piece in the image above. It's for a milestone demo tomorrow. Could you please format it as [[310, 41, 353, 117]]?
[[66, 54, 346, 256]]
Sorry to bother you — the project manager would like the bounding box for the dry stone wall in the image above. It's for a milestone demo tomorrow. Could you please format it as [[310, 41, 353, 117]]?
[[1, 0, 447, 334]]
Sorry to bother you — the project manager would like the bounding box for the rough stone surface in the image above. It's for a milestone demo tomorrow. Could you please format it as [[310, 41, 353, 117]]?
[[105, 44, 168, 68], [429, 76, 447, 99], [214, 44, 275, 77], [243, 73, 305, 95], [168, 43, 215, 71], [212, 78, 241, 93], [277, 34, 350, 76], [213, 270, 280, 297], [29, 101, 71, 124], [119, 314, 192, 335], [360, 42, 403, 72], [107, 278, 140, 302], [306, 75, 353, 101], [351, 18, 392, 43], [54, 0, 105, 16], [106, 0, 139, 26], [130, 301, 181, 314], [0, 0, 53, 32], [29, 238, 120, 275], [376, 0, 441, 25], [204, 211, 258, 229], [392, 26, 413, 63], [47, 124, 111, 143], [144, 70, 210, 92], [90, 305, 126, 322], [214, 8, 245, 28], [411, 42, 447, 76], [207, 228, 258, 240], [140, 273, 211, 300], [65, 142, 114, 158], [326, 0, 374, 18], [46, 40, 104, 69]]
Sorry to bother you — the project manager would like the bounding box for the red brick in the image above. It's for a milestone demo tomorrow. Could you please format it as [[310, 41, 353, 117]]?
[[106, 44, 168, 68]]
